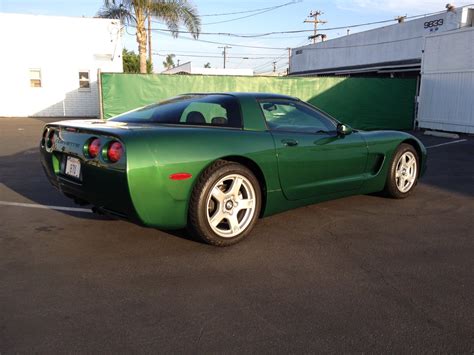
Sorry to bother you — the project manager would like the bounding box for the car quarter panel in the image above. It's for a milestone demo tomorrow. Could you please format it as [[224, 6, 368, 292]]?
[[123, 127, 278, 229]]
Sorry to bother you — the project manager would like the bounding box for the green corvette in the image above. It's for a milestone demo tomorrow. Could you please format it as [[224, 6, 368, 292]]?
[[40, 93, 426, 246]]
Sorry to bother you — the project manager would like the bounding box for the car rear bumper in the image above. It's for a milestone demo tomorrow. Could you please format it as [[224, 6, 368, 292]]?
[[40, 146, 140, 223]]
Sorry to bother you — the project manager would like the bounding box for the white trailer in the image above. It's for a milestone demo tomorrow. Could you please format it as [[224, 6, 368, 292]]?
[[417, 27, 474, 133]]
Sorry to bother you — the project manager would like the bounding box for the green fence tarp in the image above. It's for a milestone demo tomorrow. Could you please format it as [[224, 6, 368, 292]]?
[[101, 73, 416, 130]]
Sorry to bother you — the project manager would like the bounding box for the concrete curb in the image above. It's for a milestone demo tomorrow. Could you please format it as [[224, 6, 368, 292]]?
[[423, 130, 460, 139]]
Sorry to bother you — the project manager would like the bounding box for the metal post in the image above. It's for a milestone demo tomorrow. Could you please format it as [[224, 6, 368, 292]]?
[[97, 69, 104, 120], [218, 46, 231, 69]]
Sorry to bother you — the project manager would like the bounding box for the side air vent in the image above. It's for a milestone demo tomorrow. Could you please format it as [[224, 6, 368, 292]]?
[[370, 154, 385, 175]]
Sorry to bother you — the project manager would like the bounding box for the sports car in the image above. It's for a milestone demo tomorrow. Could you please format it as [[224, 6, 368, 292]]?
[[40, 93, 426, 246]]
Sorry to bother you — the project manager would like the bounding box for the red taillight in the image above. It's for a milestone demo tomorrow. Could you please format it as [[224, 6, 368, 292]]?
[[107, 141, 123, 163], [41, 129, 48, 146], [88, 138, 101, 158], [47, 129, 55, 148]]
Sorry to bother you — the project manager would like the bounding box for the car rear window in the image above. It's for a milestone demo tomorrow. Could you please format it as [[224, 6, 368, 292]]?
[[111, 94, 242, 128]]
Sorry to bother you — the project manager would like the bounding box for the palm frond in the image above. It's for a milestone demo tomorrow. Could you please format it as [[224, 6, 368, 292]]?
[[97, 0, 136, 25], [149, 0, 201, 39]]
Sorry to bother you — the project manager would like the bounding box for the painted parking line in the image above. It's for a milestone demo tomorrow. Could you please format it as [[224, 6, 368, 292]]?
[[0, 201, 92, 213], [426, 139, 467, 149]]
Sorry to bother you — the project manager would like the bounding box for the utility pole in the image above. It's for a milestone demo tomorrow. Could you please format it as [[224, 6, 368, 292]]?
[[218, 46, 231, 69], [304, 10, 327, 44], [272, 61, 277, 73]]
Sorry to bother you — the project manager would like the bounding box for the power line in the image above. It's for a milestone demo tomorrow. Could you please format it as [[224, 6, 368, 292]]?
[[199, 1, 299, 17], [150, 28, 288, 50], [153, 52, 283, 59], [154, 49, 285, 56], [252, 38, 308, 72], [149, 1, 297, 27], [253, 54, 287, 71], [202, 5, 294, 26], [147, 8, 450, 38]]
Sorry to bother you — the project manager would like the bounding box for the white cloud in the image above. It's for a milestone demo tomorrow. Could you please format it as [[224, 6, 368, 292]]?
[[335, 0, 471, 14]]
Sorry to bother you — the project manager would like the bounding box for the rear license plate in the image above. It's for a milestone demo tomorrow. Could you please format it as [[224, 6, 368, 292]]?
[[65, 156, 81, 179]]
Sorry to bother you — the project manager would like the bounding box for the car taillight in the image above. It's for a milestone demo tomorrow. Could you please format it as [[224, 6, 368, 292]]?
[[107, 141, 123, 163], [41, 129, 48, 146], [88, 138, 101, 158], [47, 129, 55, 148]]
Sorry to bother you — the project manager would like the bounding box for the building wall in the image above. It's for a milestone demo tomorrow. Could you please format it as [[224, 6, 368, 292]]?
[[417, 27, 474, 133], [0, 13, 123, 117], [290, 8, 472, 75], [162, 62, 254, 76]]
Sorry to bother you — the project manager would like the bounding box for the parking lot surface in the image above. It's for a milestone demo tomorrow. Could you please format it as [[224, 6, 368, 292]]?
[[1, 117, 473, 353]]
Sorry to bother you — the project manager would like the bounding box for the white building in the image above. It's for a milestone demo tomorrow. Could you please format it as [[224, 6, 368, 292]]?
[[162, 62, 254, 76], [0, 13, 123, 117], [290, 6, 474, 77], [417, 27, 474, 133]]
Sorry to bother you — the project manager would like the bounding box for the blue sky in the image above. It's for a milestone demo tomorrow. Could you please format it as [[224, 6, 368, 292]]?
[[2, 0, 471, 72]]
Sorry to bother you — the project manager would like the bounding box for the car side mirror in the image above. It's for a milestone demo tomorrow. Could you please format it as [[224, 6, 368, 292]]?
[[337, 123, 353, 136]]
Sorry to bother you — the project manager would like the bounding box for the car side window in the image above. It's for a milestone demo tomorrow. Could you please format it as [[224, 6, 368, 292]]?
[[259, 100, 336, 133], [112, 95, 242, 128], [180, 102, 228, 125]]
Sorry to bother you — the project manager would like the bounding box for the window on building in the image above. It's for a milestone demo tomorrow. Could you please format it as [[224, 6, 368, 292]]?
[[79, 71, 90, 89], [29, 69, 42, 88]]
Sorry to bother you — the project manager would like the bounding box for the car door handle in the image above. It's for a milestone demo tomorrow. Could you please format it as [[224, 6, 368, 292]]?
[[281, 139, 298, 147]]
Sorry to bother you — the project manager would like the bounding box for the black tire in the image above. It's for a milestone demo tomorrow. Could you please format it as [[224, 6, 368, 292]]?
[[188, 160, 262, 246], [384, 143, 419, 199]]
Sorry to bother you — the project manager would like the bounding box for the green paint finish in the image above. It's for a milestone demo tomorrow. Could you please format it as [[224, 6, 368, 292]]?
[[40, 93, 427, 231], [271, 130, 368, 200], [101, 73, 416, 130]]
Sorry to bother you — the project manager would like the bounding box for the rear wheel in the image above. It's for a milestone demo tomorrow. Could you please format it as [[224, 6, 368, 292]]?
[[188, 160, 261, 246], [384, 143, 419, 198]]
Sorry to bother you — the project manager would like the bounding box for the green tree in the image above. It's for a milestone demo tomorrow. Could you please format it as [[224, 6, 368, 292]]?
[[204, 62, 211, 68], [98, 0, 200, 74], [122, 48, 153, 73], [162, 54, 176, 70]]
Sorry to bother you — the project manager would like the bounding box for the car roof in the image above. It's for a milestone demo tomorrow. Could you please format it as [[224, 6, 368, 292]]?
[[181, 92, 299, 101]]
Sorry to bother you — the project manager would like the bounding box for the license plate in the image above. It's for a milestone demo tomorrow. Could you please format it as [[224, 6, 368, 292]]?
[[65, 156, 81, 179]]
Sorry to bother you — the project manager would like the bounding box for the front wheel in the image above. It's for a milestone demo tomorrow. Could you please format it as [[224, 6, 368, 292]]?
[[384, 143, 419, 198], [188, 160, 261, 246]]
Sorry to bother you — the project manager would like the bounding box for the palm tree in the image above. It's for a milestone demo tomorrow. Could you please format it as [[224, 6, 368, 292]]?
[[163, 54, 176, 70], [98, 0, 200, 73]]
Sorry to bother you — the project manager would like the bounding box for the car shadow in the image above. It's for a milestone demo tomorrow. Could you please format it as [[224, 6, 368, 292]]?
[[0, 147, 109, 221]]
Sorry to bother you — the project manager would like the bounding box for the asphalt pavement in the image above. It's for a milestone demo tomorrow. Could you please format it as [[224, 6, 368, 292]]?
[[1, 117, 473, 353]]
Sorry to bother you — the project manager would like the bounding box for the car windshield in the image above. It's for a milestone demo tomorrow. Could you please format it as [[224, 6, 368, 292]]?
[[110, 94, 242, 128]]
